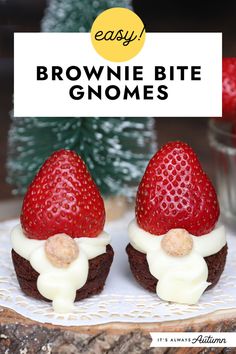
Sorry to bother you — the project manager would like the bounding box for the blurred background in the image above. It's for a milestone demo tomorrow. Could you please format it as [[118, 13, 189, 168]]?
[[0, 0, 236, 220]]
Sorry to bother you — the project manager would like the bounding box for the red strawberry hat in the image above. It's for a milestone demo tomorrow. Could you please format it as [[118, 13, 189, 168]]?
[[222, 57, 236, 121], [136, 141, 219, 236], [21, 149, 105, 240]]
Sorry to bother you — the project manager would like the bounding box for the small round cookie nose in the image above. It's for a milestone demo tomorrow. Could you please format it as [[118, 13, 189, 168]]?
[[45, 233, 79, 267], [161, 229, 193, 257]]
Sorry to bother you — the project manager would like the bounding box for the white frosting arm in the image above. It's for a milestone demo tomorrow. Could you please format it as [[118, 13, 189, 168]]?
[[128, 220, 162, 253], [11, 224, 44, 259], [78, 231, 111, 259], [192, 225, 226, 257]]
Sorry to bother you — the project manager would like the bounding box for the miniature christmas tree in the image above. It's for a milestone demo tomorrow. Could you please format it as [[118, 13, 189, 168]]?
[[7, 117, 156, 199], [7, 0, 157, 205]]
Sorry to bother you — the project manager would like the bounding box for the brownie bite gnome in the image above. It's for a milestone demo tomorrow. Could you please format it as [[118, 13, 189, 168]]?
[[127, 141, 227, 305], [11, 149, 113, 313]]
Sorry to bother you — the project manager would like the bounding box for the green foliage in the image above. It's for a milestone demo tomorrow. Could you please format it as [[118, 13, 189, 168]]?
[[42, 0, 132, 32], [7, 117, 157, 197]]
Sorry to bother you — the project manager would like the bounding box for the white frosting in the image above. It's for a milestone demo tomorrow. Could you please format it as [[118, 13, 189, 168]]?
[[128, 220, 226, 256], [128, 220, 226, 305], [147, 250, 210, 304], [11, 225, 111, 313]]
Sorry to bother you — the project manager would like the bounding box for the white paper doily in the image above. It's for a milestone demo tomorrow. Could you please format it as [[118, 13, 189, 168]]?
[[0, 213, 236, 326]]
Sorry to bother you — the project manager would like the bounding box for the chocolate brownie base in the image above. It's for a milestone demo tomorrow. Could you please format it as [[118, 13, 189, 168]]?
[[12, 245, 114, 302], [126, 243, 228, 293]]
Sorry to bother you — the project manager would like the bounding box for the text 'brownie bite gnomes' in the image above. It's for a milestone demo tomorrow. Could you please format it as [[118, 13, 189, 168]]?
[[127, 141, 227, 305], [11, 149, 113, 313]]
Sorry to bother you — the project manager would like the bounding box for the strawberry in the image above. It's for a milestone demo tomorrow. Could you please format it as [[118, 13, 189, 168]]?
[[21, 149, 105, 240], [222, 57, 236, 121], [136, 141, 219, 236]]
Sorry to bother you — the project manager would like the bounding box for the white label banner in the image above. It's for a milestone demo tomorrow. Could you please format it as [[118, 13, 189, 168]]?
[[150, 332, 236, 347], [14, 32, 222, 117]]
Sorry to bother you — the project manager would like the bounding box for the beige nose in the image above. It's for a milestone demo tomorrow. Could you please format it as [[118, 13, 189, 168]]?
[[161, 229, 193, 257], [45, 233, 79, 268]]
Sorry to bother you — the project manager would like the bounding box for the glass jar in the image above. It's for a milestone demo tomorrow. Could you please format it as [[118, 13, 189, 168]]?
[[208, 118, 236, 227]]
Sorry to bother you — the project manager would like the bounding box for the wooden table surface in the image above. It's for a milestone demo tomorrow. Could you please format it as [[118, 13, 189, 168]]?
[[0, 300, 236, 353]]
